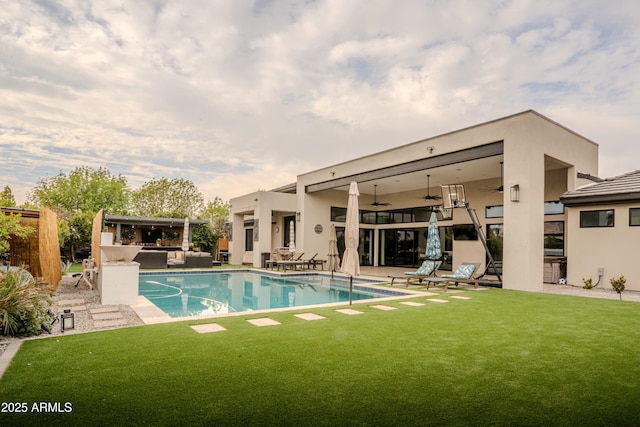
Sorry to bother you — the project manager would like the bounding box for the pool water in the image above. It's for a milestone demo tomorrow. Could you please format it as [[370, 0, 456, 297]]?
[[139, 271, 402, 318]]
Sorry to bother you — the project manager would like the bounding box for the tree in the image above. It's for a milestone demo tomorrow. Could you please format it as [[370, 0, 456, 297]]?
[[0, 186, 16, 207], [29, 166, 129, 215], [29, 166, 130, 260], [131, 178, 204, 218], [0, 213, 34, 257], [195, 197, 229, 255]]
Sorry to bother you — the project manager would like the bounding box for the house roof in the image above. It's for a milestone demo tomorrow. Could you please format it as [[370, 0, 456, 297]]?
[[104, 215, 209, 227], [560, 170, 640, 206]]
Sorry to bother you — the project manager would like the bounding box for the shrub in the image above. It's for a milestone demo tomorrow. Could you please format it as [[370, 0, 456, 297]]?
[[582, 277, 594, 289], [610, 275, 626, 301], [0, 268, 54, 336]]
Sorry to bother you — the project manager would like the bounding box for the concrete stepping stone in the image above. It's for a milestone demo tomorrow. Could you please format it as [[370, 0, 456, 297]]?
[[450, 296, 471, 300], [421, 292, 439, 296], [58, 299, 85, 306], [370, 305, 397, 311], [69, 305, 87, 312], [400, 301, 425, 307], [247, 318, 281, 327], [90, 307, 120, 314], [335, 309, 364, 315], [93, 319, 127, 328], [294, 313, 326, 321], [191, 323, 227, 333], [92, 312, 124, 321], [426, 298, 449, 303]]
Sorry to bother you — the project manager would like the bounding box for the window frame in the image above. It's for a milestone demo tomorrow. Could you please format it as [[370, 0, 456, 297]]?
[[579, 209, 615, 228], [630, 208, 640, 227]]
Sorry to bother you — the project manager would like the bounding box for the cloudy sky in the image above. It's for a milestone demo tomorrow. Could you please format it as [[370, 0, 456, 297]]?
[[1, 0, 639, 205]]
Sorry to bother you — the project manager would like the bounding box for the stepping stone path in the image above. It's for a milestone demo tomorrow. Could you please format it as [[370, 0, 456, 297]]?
[[370, 305, 397, 311], [247, 318, 281, 327], [295, 313, 326, 321], [56, 297, 130, 330], [89, 307, 127, 328], [400, 301, 425, 307], [191, 323, 227, 333], [335, 308, 364, 315], [131, 293, 471, 334]]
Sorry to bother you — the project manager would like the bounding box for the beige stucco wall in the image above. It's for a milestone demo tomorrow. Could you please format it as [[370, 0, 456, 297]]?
[[566, 204, 640, 292], [229, 191, 296, 266], [230, 111, 600, 293]]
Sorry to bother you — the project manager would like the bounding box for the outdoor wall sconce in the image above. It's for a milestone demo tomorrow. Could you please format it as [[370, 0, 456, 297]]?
[[296, 212, 301, 221], [510, 184, 520, 202], [61, 309, 75, 332]]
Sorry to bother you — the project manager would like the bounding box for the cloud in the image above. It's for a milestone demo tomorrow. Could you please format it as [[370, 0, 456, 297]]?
[[1, 0, 639, 206]]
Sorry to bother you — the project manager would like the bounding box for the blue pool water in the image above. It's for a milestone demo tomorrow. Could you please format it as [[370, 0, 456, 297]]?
[[139, 271, 404, 318]]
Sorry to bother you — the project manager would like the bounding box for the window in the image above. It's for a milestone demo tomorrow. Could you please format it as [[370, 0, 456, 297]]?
[[630, 208, 640, 226], [544, 201, 564, 215], [580, 210, 614, 227], [331, 207, 347, 222], [245, 229, 253, 251], [331, 206, 445, 224], [485, 205, 504, 218], [544, 221, 564, 256]]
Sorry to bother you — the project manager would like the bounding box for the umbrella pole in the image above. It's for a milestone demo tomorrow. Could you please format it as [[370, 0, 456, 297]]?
[[349, 276, 353, 305]]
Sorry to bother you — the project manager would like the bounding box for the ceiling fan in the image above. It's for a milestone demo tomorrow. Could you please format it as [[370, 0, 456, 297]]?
[[420, 174, 442, 201], [483, 161, 504, 192], [494, 161, 504, 192], [371, 184, 391, 206]]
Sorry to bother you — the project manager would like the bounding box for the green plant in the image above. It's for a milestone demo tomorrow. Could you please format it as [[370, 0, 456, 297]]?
[[582, 277, 594, 289], [610, 275, 626, 300], [0, 267, 53, 336]]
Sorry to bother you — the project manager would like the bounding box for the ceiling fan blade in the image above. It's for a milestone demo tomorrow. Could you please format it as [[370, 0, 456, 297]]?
[[371, 184, 391, 206]]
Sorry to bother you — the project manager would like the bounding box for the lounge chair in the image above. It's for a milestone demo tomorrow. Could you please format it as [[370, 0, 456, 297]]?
[[276, 252, 305, 271], [425, 262, 481, 291], [388, 260, 441, 287]]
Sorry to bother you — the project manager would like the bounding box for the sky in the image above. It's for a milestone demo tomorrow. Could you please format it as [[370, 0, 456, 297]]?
[[1, 0, 639, 206]]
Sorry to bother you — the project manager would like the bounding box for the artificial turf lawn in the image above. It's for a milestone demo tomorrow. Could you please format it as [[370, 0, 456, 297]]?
[[1, 289, 639, 426]]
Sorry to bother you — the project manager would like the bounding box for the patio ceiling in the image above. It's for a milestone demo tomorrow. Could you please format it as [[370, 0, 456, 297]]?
[[307, 142, 506, 197], [308, 143, 569, 198]]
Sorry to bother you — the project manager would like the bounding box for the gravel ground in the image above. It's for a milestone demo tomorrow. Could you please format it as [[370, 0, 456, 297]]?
[[0, 274, 144, 357]]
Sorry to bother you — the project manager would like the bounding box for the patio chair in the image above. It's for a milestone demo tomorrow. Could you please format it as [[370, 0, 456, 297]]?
[[75, 257, 98, 290], [425, 262, 481, 291], [388, 260, 441, 287], [276, 252, 305, 271]]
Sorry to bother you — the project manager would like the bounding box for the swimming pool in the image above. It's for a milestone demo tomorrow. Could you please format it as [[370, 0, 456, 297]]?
[[139, 271, 405, 318]]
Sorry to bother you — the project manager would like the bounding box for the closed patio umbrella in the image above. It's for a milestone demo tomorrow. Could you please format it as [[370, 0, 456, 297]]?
[[327, 224, 341, 274], [341, 181, 360, 304], [425, 211, 442, 262], [289, 220, 295, 253], [181, 217, 190, 252]]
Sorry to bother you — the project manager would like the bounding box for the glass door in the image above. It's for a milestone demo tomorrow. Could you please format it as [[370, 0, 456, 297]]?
[[380, 229, 420, 267], [486, 224, 503, 274]]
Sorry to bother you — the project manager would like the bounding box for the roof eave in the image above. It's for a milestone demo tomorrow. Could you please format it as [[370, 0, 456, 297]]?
[[560, 192, 640, 207]]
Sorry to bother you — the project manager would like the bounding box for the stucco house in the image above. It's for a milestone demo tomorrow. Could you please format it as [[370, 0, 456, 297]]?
[[561, 170, 640, 291], [230, 110, 604, 293]]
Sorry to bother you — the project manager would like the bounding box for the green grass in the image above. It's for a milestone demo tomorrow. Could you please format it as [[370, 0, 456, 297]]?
[[65, 263, 83, 274], [1, 289, 639, 426]]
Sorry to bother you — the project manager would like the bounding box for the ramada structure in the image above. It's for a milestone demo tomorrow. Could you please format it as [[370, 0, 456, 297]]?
[[229, 110, 639, 292]]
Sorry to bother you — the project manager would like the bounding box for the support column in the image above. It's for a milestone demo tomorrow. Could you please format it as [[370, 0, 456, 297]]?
[[503, 150, 545, 292]]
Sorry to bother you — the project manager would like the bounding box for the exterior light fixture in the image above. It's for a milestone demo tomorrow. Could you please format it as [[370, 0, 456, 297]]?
[[296, 212, 301, 221], [61, 309, 75, 332], [510, 184, 520, 202]]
